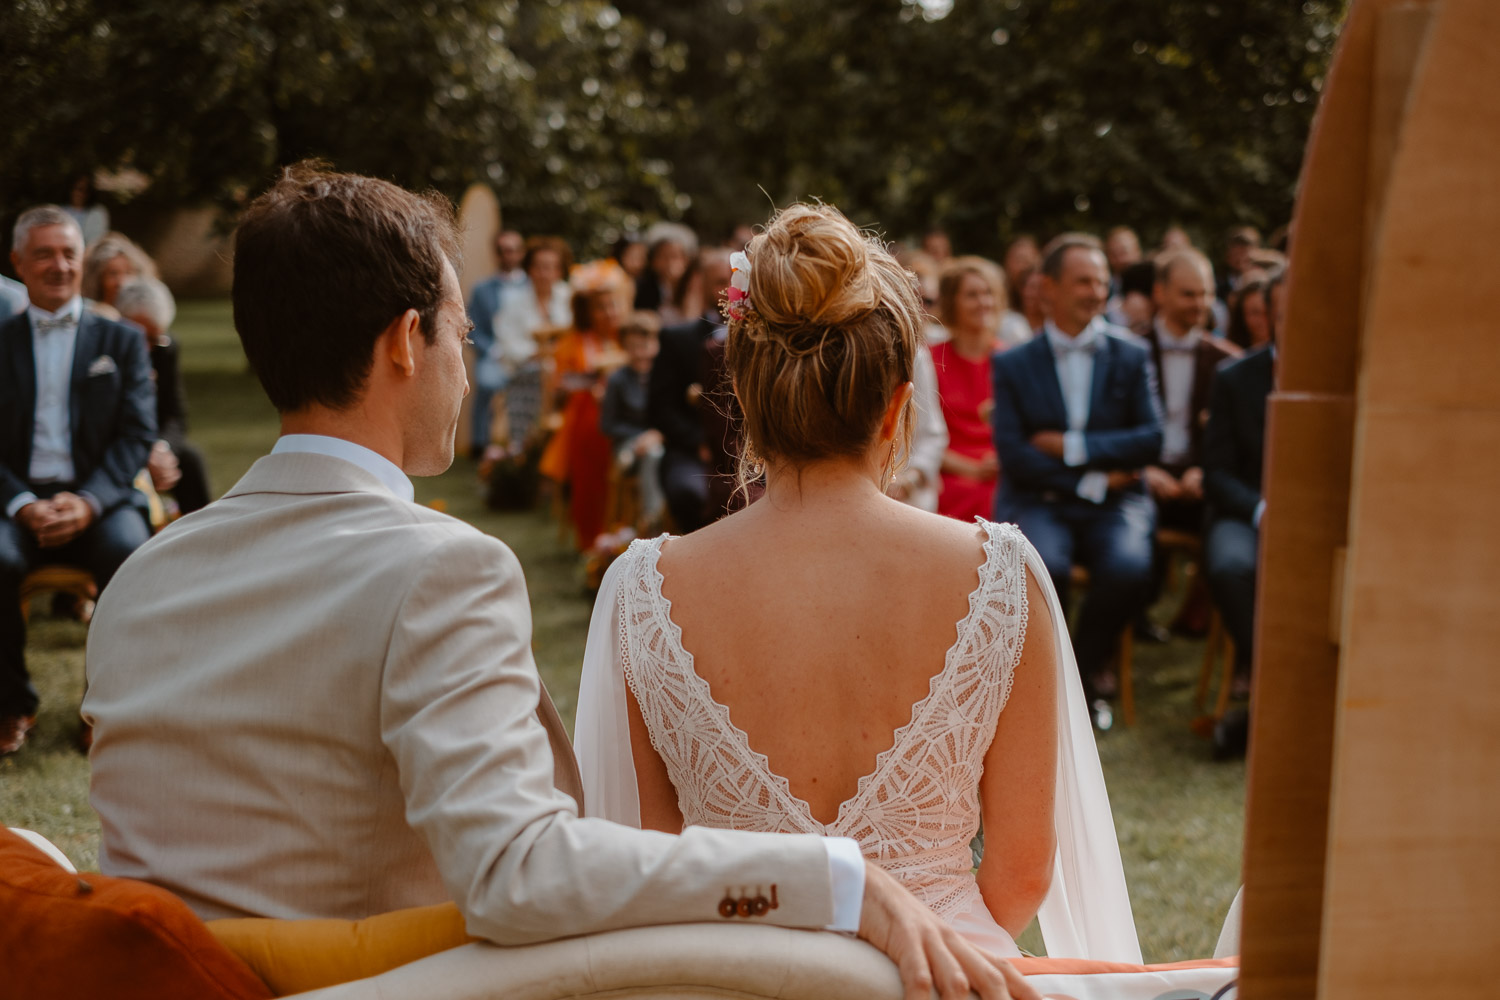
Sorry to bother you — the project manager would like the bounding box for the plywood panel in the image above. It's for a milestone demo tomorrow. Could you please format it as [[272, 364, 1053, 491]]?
[[1321, 410, 1500, 999], [1238, 394, 1355, 1000], [1320, 1, 1500, 996]]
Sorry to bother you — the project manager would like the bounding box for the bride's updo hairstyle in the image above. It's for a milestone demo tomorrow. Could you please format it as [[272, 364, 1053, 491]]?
[[727, 204, 923, 489]]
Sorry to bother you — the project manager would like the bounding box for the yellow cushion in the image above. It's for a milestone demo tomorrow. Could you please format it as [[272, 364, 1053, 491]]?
[[207, 902, 476, 996]]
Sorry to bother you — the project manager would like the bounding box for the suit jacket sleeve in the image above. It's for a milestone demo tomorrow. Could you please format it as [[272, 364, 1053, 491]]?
[[1078, 348, 1164, 469], [647, 331, 703, 453], [599, 370, 645, 445], [1203, 366, 1262, 522], [989, 354, 1084, 494], [381, 534, 834, 945], [79, 328, 157, 512], [154, 340, 188, 442]]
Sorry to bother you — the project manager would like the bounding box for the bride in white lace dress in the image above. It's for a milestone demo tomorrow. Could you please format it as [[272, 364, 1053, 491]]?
[[576, 205, 1139, 963]]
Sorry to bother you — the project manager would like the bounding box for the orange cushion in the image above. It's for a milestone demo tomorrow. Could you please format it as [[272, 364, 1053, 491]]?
[[208, 901, 477, 995], [0, 827, 272, 1000], [1011, 955, 1239, 976]]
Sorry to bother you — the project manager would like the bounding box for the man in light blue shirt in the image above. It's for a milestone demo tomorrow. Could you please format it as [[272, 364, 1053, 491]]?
[[990, 235, 1163, 722]]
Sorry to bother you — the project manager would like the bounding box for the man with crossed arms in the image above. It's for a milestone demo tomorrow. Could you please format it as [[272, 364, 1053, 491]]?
[[82, 165, 1036, 1000]]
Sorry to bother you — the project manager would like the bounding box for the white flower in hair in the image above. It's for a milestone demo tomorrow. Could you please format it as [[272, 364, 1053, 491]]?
[[725, 251, 752, 320], [729, 251, 751, 292]]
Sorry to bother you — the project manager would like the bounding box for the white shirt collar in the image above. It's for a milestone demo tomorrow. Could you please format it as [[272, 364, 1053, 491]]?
[[28, 296, 83, 327], [1153, 317, 1202, 350], [271, 434, 415, 502], [1043, 316, 1105, 354]]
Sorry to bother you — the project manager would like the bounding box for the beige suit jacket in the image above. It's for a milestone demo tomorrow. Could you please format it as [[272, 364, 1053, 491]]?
[[83, 453, 833, 942]]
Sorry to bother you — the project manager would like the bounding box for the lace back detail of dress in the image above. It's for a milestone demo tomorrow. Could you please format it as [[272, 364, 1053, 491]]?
[[619, 520, 1030, 919]]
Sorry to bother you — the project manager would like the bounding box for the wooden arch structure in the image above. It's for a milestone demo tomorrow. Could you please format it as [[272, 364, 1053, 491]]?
[[1238, 0, 1500, 996]]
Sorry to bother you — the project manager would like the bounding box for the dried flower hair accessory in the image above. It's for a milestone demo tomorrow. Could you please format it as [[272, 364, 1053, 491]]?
[[723, 250, 752, 322]]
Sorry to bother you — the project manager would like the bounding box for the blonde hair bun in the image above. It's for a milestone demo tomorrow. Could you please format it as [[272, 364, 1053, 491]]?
[[726, 203, 924, 487], [747, 204, 880, 330]]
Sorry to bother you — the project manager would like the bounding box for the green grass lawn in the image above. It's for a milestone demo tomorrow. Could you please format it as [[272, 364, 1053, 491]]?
[[0, 300, 1244, 963]]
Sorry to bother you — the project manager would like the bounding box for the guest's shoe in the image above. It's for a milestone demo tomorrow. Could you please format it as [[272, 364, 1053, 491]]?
[[1213, 706, 1250, 760], [0, 715, 36, 754], [1090, 699, 1114, 732], [1230, 672, 1253, 701]]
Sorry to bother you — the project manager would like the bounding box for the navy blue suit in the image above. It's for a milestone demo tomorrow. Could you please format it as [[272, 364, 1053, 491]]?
[[0, 310, 155, 716], [1202, 345, 1274, 677], [991, 328, 1163, 688]]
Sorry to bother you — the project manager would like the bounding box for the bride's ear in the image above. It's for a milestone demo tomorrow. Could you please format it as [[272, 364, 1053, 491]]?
[[878, 381, 915, 442]]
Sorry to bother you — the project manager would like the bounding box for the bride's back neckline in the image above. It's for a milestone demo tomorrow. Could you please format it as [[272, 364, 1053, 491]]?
[[638, 520, 1006, 832]]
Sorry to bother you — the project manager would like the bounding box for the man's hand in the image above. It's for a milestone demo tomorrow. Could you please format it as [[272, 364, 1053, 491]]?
[[1142, 465, 1181, 501], [1029, 430, 1066, 459], [1179, 466, 1204, 501], [1105, 470, 1140, 493], [34, 493, 94, 548], [633, 429, 665, 456], [15, 501, 59, 539], [858, 863, 1042, 1000], [149, 440, 182, 491]]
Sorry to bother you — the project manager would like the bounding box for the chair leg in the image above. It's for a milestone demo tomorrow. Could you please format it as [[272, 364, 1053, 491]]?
[[1196, 611, 1225, 712], [1118, 627, 1135, 727], [1214, 637, 1237, 719]]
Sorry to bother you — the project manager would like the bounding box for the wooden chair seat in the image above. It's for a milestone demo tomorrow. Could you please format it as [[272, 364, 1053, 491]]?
[[19, 566, 98, 624]]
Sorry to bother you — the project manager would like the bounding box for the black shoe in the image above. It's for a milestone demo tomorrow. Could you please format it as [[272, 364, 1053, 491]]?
[[1213, 706, 1250, 760], [1134, 616, 1172, 644]]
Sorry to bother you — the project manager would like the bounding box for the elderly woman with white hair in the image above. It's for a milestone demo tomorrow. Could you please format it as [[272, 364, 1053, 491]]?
[[114, 276, 212, 514]]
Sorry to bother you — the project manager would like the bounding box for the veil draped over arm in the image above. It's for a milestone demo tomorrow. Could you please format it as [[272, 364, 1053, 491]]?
[[574, 541, 1142, 963], [575, 554, 643, 828]]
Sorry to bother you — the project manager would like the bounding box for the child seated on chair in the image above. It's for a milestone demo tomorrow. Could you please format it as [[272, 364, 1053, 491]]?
[[600, 313, 666, 526]]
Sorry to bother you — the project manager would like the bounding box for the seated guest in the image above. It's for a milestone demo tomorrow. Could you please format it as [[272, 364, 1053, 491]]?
[[1225, 272, 1273, 350], [1141, 249, 1240, 527], [463, 229, 527, 454], [1140, 249, 1239, 637], [1204, 271, 1281, 697], [1, 206, 155, 754], [646, 250, 731, 533], [114, 276, 212, 514], [0, 274, 27, 320], [1217, 226, 1261, 301], [1105, 260, 1156, 337], [931, 259, 1002, 521], [609, 234, 646, 280], [1001, 235, 1040, 304], [1104, 226, 1142, 299], [484, 236, 573, 446], [889, 338, 947, 513], [633, 224, 694, 319], [539, 280, 626, 549], [600, 313, 666, 525], [990, 234, 1163, 714], [81, 232, 158, 315], [64, 174, 109, 247]]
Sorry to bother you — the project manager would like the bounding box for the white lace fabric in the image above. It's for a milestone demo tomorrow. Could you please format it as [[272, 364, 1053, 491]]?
[[618, 519, 1028, 921]]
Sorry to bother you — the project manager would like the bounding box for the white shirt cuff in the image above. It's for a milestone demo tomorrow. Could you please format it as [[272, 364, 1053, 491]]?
[[823, 837, 865, 932], [6, 492, 39, 519], [1062, 430, 1088, 467], [1076, 471, 1110, 504], [1253, 499, 1265, 529]]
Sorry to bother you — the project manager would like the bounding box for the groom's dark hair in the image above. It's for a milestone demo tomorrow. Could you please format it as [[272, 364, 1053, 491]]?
[[232, 161, 461, 412]]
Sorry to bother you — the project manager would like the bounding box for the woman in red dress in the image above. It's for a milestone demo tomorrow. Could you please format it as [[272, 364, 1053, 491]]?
[[931, 258, 1004, 520]]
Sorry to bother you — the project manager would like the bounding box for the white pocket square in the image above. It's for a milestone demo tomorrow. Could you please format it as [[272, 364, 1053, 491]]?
[[86, 355, 117, 377]]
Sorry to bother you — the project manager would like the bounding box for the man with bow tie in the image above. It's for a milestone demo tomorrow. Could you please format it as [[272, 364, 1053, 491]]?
[[0, 205, 155, 754], [990, 234, 1163, 723]]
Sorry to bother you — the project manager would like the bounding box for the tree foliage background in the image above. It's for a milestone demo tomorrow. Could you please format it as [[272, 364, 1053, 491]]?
[[0, 0, 1346, 258]]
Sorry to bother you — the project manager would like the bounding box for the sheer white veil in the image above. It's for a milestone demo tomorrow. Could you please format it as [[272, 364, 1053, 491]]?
[[574, 537, 1141, 963]]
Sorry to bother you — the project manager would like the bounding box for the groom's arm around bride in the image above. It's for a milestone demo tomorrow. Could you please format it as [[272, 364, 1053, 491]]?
[[81, 164, 1036, 1000]]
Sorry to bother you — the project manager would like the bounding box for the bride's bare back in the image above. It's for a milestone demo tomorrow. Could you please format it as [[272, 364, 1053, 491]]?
[[630, 462, 1060, 937]]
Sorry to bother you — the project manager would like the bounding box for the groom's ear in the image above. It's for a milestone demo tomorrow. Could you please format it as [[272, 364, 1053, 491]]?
[[379, 308, 423, 378]]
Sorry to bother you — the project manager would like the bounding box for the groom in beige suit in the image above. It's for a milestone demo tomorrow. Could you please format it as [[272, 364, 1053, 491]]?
[[81, 165, 1034, 1000]]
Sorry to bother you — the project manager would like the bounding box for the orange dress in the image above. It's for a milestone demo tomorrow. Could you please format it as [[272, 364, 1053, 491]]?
[[540, 330, 617, 549]]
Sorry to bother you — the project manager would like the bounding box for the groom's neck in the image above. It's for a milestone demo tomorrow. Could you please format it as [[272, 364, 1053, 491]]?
[[279, 403, 406, 471]]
